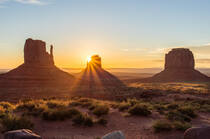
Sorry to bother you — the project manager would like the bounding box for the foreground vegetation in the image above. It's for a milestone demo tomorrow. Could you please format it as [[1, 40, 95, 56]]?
[[0, 94, 209, 134]]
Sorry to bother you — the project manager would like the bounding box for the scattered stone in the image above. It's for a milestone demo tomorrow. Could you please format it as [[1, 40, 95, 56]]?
[[102, 131, 125, 139], [184, 126, 210, 139], [4, 129, 41, 139]]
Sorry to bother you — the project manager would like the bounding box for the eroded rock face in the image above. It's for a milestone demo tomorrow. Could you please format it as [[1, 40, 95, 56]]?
[[165, 48, 194, 70], [141, 48, 210, 82], [0, 38, 74, 88], [24, 38, 54, 66], [87, 55, 102, 68]]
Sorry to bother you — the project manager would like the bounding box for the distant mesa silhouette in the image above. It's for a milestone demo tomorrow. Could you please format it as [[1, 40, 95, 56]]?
[[0, 38, 74, 87], [77, 55, 124, 87], [143, 48, 210, 82]]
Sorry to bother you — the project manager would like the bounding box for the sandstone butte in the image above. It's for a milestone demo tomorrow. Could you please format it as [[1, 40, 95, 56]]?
[[77, 55, 125, 86], [143, 48, 210, 82], [0, 38, 74, 87]]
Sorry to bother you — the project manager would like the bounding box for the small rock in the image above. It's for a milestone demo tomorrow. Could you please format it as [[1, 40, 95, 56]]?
[[4, 129, 42, 139], [184, 126, 210, 139], [102, 131, 125, 139]]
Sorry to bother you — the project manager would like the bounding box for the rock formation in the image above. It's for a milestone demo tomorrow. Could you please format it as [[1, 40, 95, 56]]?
[[143, 48, 209, 82], [24, 38, 54, 66], [79, 55, 124, 85], [0, 38, 74, 87], [165, 48, 194, 70], [87, 55, 102, 68]]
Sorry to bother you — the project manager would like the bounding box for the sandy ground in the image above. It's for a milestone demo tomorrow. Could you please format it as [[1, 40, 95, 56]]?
[[20, 108, 184, 139]]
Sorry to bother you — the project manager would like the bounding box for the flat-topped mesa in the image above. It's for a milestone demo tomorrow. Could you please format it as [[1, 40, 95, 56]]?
[[24, 38, 54, 66], [87, 55, 102, 68], [142, 48, 210, 82], [165, 48, 195, 70]]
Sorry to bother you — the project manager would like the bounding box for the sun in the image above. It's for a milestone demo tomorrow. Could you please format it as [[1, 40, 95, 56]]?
[[87, 56, 92, 63]]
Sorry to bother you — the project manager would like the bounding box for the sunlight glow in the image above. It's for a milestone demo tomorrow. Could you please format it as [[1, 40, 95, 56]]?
[[87, 56, 92, 63]]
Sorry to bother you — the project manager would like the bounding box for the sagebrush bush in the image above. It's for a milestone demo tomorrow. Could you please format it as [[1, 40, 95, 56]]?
[[173, 121, 191, 131], [166, 110, 191, 122], [72, 113, 85, 125], [72, 113, 93, 126], [46, 101, 66, 109], [166, 103, 179, 110], [17, 102, 47, 117], [200, 104, 210, 112], [153, 120, 172, 133], [178, 106, 197, 118], [83, 115, 94, 127], [69, 101, 81, 107], [0, 102, 14, 111], [16, 101, 37, 111], [42, 108, 81, 121], [127, 98, 139, 106], [128, 104, 151, 116], [118, 102, 130, 111], [1, 114, 33, 132], [97, 118, 107, 126], [92, 105, 109, 117], [154, 104, 166, 114]]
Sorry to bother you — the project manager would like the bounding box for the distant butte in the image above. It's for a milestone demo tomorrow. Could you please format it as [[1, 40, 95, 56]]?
[[0, 38, 74, 87], [77, 55, 124, 86], [143, 48, 210, 82]]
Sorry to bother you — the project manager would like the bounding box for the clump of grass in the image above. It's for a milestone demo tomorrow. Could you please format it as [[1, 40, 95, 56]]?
[[83, 115, 94, 127], [110, 102, 119, 109], [128, 104, 151, 116], [1, 114, 33, 132], [200, 104, 210, 112], [0, 106, 9, 119], [118, 102, 130, 112], [16, 101, 37, 111], [17, 101, 47, 117], [166, 110, 191, 122], [0, 102, 14, 111], [69, 101, 81, 107], [46, 101, 66, 109], [153, 120, 172, 133], [97, 118, 108, 126], [173, 121, 191, 131], [153, 104, 166, 114], [92, 105, 109, 117], [42, 108, 81, 121], [178, 106, 197, 118], [127, 98, 139, 106], [72, 113, 93, 127], [166, 103, 179, 110]]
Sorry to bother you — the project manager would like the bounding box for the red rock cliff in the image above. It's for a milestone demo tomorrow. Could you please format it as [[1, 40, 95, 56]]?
[[24, 38, 54, 66]]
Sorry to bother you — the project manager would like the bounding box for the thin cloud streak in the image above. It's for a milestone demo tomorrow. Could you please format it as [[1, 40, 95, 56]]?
[[15, 0, 44, 5], [0, 0, 48, 5]]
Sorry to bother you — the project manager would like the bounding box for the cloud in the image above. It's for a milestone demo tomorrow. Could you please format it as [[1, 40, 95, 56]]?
[[0, 0, 49, 5], [14, 0, 44, 5], [196, 59, 210, 64]]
